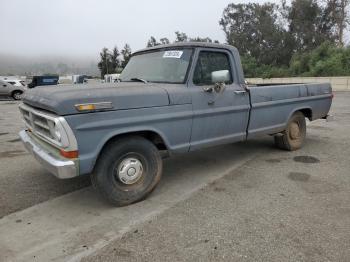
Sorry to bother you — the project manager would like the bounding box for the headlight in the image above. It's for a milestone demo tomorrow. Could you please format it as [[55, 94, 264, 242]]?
[[54, 124, 62, 142], [48, 119, 70, 148]]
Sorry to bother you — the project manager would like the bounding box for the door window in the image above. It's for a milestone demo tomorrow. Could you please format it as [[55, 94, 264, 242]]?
[[193, 51, 233, 85]]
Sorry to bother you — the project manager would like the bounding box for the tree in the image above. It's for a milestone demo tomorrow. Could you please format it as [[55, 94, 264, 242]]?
[[146, 34, 217, 47], [111, 46, 121, 72], [147, 36, 160, 47], [190, 37, 213, 43], [121, 44, 132, 68], [288, 0, 337, 52], [337, 0, 350, 46], [97, 47, 112, 78], [160, 38, 170, 45], [97, 47, 121, 78], [220, 3, 292, 66], [325, 0, 350, 46], [175, 31, 188, 42]]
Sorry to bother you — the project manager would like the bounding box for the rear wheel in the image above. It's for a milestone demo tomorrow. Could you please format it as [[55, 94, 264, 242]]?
[[12, 91, 23, 100], [274, 111, 306, 151], [91, 136, 162, 206]]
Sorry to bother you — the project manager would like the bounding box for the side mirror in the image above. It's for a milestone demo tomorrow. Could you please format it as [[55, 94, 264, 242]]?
[[211, 70, 230, 84]]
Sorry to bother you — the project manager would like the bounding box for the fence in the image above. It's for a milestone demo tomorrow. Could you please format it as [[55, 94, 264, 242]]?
[[246, 77, 350, 91]]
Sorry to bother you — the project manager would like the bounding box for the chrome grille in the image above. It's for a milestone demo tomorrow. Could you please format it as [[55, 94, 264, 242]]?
[[19, 104, 57, 146], [19, 103, 78, 151]]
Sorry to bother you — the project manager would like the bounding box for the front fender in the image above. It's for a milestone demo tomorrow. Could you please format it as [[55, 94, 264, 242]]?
[[89, 126, 171, 171], [65, 105, 193, 175]]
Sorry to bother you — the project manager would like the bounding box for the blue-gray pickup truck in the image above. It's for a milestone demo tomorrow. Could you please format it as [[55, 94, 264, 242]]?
[[19, 42, 333, 206]]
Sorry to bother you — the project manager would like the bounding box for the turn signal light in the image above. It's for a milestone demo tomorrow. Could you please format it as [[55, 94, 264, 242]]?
[[75, 102, 113, 112], [60, 149, 79, 158], [76, 104, 96, 111]]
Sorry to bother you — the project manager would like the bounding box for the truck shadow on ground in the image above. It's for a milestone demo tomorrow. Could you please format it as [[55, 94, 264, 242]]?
[[65, 137, 281, 208], [2, 134, 326, 219]]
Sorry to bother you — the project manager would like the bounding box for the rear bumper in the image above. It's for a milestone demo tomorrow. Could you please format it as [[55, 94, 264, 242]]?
[[19, 130, 78, 179]]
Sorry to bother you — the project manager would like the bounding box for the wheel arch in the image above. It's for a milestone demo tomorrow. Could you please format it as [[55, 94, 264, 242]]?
[[287, 107, 313, 123], [90, 128, 170, 173], [11, 89, 23, 96], [102, 130, 169, 151], [278, 107, 312, 133], [298, 108, 313, 121]]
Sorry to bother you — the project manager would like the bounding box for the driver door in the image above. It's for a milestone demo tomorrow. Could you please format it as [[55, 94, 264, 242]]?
[[0, 81, 9, 95], [189, 49, 250, 151]]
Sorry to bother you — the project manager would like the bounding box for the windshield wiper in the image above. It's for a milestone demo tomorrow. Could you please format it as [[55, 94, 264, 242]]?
[[130, 77, 148, 84]]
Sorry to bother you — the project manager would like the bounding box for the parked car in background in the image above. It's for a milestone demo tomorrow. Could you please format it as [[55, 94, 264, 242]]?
[[27, 75, 59, 88], [73, 75, 88, 84], [3, 79, 26, 87], [104, 73, 120, 83], [0, 79, 25, 100]]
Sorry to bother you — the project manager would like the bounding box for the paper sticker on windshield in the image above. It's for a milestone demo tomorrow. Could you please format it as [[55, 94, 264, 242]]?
[[163, 50, 183, 58]]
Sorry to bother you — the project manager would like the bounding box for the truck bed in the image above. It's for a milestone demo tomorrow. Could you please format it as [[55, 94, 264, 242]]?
[[246, 83, 332, 138]]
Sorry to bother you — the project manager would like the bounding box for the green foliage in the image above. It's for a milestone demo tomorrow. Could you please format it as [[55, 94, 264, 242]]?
[[98, 0, 350, 78], [160, 38, 170, 45], [190, 37, 213, 43], [111, 46, 121, 70], [290, 42, 350, 76], [121, 44, 132, 68], [288, 0, 337, 51], [97, 47, 113, 78], [175, 31, 188, 42], [220, 3, 293, 66], [241, 55, 290, 78], [242, 43, 350, 78], [221, 0, 350, 77], [97, 45, 130, 78], [147, 33, 219, 46], [147, 36, 160, 47]]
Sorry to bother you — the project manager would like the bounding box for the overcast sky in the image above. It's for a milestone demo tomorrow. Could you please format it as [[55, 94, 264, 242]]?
[[0, 0, 273, 58]]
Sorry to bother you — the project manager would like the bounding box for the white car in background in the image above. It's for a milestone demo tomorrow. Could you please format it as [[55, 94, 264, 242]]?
[[0, 79, 25, 100], [3, 79, 26, 87]]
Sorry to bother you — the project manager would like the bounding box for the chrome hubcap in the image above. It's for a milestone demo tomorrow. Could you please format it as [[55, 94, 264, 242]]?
[[14, 93, 22, 99], [116, 157, 143, 185], [290, 122, 300, 139]]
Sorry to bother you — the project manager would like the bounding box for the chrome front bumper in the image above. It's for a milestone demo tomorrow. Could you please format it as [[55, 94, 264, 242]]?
[[19, 130, 78, 179]]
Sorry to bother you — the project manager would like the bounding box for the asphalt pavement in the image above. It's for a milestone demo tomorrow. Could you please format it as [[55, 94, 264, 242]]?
[[0, 92, 349, 262], [0, 99, 90, 218]]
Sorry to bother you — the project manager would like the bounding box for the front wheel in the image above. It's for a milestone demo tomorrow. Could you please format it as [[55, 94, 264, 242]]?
[[91, 136, 163, 206], [12, 91, 23, 100], [274, 111, 306, 151]]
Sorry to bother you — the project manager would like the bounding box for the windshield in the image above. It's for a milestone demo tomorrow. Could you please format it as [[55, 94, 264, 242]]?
[[119, 49, 193, 84]]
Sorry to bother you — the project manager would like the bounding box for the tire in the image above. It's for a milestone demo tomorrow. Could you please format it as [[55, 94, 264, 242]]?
[[12, 91, 23, 100], [274, 111, 306, 151], [91, 136, 163, 206]]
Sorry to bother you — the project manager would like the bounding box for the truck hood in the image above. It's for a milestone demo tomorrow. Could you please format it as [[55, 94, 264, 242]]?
[[22, 82, 170, 115]]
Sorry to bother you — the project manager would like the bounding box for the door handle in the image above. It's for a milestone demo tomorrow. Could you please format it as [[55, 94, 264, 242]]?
[[234, 90, 247, 94], [203, 86, 214, 93]]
